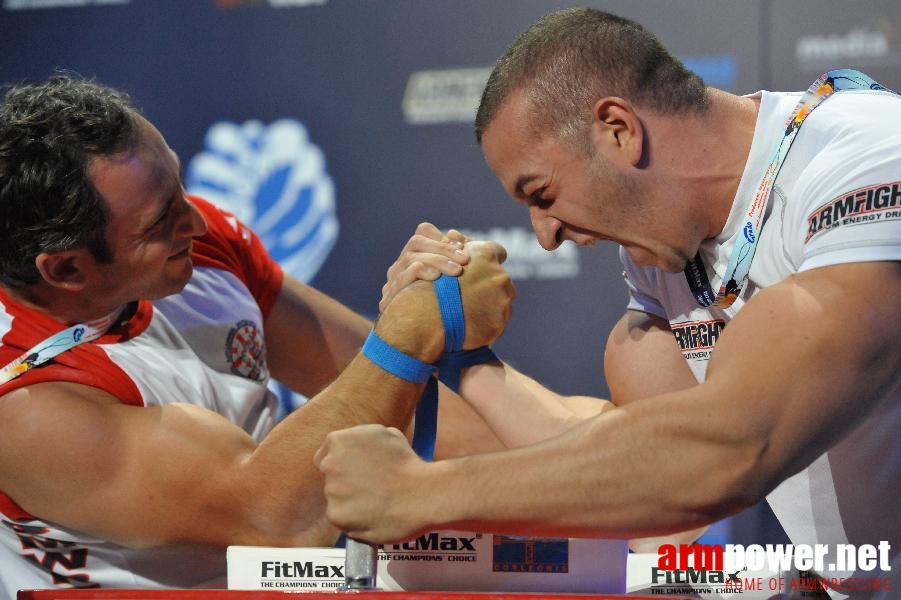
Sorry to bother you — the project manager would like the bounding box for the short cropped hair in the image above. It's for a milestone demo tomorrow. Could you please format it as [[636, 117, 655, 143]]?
[[0, 74, 139, 288], [475, 8, 709, 146]]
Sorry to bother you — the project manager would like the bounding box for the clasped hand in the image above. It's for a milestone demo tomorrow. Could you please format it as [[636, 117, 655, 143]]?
[[375, 223, 515, 361]]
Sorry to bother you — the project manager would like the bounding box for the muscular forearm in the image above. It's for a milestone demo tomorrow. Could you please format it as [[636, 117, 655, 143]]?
[[227, 285, 444, 547], [414, 387, 762, 540], [457, 362, 609, 448], [239, 355, 425, 547]]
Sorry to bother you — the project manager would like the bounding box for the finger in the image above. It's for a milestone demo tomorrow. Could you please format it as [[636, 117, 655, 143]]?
[[381, 258, 466, 310], [445, 228, 471, 244], [313, 436, 330, 469], [405, 237, 469, 265], [415, 222, 445, 241], [465, 240, 508, 264], [384, 426, 408, 440]]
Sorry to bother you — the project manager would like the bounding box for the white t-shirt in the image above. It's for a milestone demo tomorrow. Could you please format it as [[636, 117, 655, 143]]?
[[622, 88, 901, 595], [0, 198, 283, 598]]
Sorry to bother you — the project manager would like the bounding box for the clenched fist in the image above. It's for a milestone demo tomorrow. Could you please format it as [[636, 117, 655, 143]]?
[[313, 424, 434, 544]]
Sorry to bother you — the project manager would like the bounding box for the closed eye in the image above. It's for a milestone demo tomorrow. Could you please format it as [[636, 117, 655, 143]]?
[[146, 196, 176, 234], [529, 189, 553, 210]]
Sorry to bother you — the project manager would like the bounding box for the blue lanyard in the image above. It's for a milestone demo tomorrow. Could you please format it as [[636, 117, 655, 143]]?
[[684, 69, 896, 308]]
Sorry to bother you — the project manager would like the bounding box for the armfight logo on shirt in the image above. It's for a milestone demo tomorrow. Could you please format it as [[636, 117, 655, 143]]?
[[670, 318, 727, 361], [805, 180, 901, 243]]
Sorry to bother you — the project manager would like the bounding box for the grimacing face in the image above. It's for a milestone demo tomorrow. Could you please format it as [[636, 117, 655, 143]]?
[[481, 93, 696, 273]]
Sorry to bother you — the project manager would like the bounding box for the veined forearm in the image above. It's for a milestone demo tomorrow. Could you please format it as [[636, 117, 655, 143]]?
[[237, 354, 425, 546], [424, 388, 763, 539]]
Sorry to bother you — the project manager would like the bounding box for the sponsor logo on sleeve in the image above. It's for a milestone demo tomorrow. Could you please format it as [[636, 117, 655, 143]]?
[[805, 181, 901, 243], [225, 319, 268, 381]]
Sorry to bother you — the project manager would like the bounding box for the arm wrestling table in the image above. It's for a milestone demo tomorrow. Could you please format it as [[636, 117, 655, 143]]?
[[18, 592, 680, 600]]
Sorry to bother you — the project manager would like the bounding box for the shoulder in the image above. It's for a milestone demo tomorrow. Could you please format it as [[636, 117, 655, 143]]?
[[0, 380, 120, 424], [0, 381, 121, 494], [186, 195, 284, 314]]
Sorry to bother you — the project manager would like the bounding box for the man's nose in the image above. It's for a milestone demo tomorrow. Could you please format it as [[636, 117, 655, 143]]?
[[529, 206, 562, 251], [179, 196, 209, 238]]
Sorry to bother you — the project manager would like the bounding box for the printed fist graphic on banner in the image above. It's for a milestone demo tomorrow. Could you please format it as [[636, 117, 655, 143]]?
[[185, 119, 338, 284]]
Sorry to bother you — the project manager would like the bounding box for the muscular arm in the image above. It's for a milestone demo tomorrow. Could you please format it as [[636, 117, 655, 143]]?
[[456, 363, 609, 448], [0, 247, 513, 550], [605, 309, 697, 403], [447, 303, 697, 451], [0, 290, 428, 549], [605, 309, 709, 551], [318, 261, 900, 542], [266, 274, 504, 459]]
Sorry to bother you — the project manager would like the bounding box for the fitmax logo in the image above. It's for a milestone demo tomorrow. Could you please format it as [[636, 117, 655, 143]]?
[[651, 567, 745, 585], [261, 561, 343, 578], [652, 544, 743, 586], [388, 533, 477, 552]]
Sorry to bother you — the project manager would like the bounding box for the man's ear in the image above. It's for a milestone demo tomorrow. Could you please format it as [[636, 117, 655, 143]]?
[[34, 250, 90, 290], [588, 97, 644, 168]]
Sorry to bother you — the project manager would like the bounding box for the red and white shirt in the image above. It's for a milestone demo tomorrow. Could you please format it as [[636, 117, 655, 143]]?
[[0, 197, 284, 596]]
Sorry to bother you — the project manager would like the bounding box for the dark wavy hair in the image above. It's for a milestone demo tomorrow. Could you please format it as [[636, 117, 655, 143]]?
[[475, 8, 710, 147], [0, 74, 139, 288]]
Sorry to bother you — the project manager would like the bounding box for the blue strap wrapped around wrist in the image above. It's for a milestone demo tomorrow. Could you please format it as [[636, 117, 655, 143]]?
[[361, 329, 435, 384], [364, 273, 500, 461], [432, 274, 498, 393], [433, 274, 465, 353], [413, 275, 499, 459]]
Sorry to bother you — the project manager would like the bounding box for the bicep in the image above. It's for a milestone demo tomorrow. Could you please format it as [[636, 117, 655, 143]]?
[[264, 275, 371, 396], [703, 260, 901, 485], [604, 309, 697, 405], [0, 382, 257, 548], [603, 310, 709, 546]]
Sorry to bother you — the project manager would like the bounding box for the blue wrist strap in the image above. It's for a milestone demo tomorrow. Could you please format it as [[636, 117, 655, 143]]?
[[337, 274, 497, 549], [433, 274, 465, 352], [413, 275, 498, 460], [363, 274, 499, 462], [432, 274, 498, 392], [361, 329, 435, 384]]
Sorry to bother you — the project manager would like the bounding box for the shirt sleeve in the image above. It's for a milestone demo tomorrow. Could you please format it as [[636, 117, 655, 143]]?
[[187, 195, 285, 318], [787, 92, 901, 272]]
